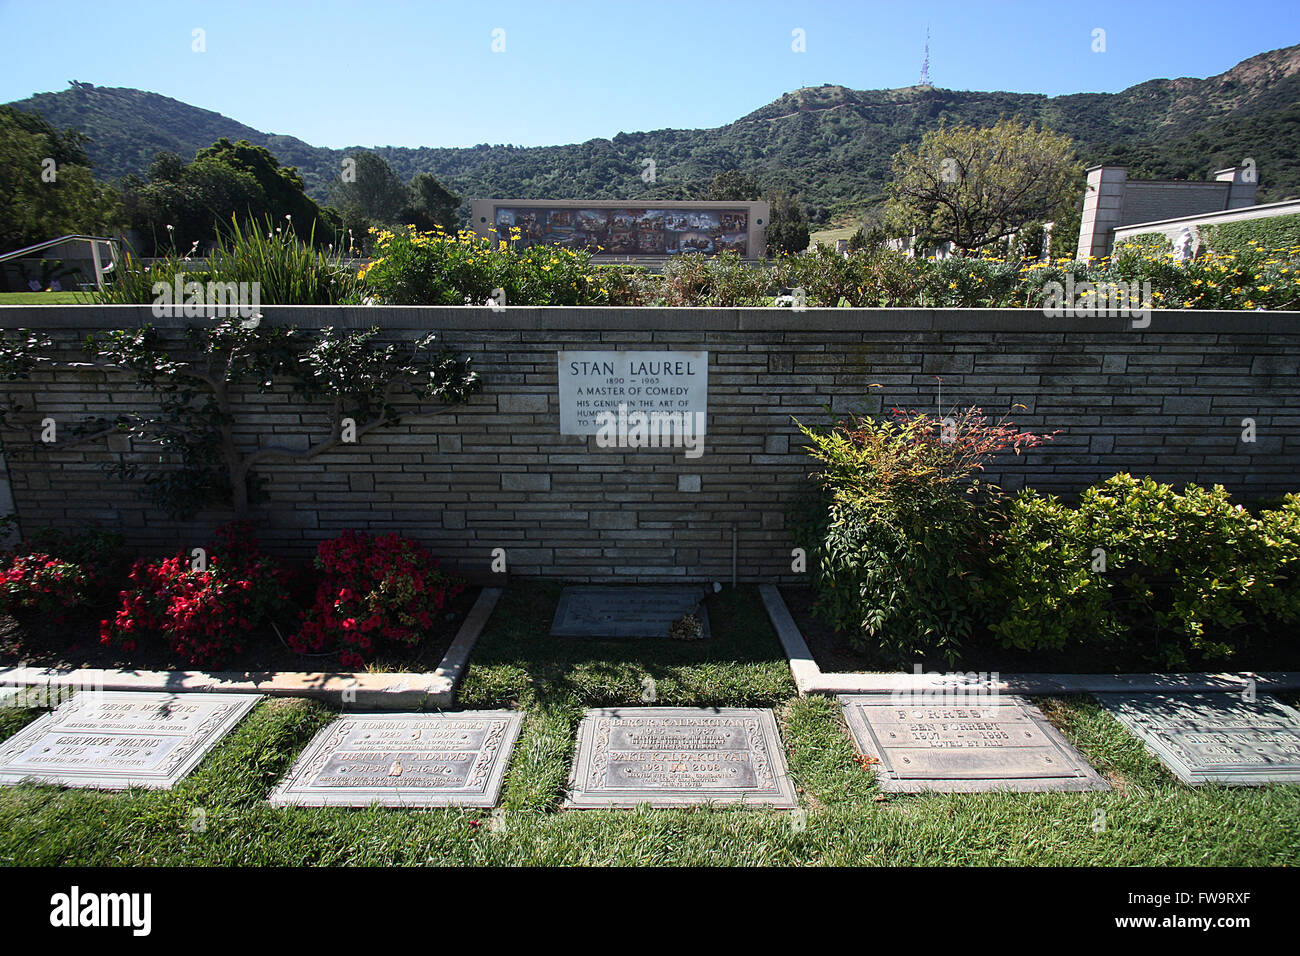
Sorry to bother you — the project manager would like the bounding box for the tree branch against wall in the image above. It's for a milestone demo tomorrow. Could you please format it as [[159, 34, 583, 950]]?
[[0, 321, 481, 519]]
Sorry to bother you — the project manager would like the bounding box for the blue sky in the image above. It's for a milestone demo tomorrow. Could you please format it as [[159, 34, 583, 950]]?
[[1, 0, 1296, 149]]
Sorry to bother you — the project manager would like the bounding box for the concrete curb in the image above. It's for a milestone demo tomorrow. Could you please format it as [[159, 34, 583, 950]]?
[[0, 587, 503, 711], [758, 584, 1300, 696]]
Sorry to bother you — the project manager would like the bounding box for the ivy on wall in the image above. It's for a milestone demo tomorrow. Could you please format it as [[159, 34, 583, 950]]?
[[0, 321, 481, 519]]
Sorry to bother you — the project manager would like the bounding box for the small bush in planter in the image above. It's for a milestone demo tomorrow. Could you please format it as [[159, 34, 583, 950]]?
[[793, 403, 1054, 665], [99, 521, 290, 667], [292, 530, 465, 669], [0, 527, 125, 626]]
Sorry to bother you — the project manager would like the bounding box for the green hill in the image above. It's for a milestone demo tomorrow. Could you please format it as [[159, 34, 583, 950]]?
[[9, 44, 1300, 223]]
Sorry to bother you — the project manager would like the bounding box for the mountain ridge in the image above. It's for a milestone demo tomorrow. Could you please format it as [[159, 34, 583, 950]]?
[[10, 43, 1300, 219]]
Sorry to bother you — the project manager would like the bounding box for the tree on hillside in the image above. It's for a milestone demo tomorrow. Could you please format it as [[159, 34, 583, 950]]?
[[329, 152, 461, 252], [120, 138, 337, 256], [331, 151, 408, 224], [0, 106, 121, 252], [706, 170, 760, 202], [885, 118, 1082, 253], [766, 192, 810, 255], [402, 172, 461, 233]]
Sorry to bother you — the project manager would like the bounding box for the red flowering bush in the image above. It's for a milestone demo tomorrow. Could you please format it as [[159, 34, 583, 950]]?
[[293, 531, 464, 668], [0, 528, 124, 625], [99, 521, 290, 666], [0, 554, 91, 624]]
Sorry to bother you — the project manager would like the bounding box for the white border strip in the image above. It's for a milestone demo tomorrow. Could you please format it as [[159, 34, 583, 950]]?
[[0, 587, 503, 711], [759, 584, 1300, 696]]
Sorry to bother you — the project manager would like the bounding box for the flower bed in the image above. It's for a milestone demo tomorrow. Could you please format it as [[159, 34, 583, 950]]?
[[0, 524, 471, 672]]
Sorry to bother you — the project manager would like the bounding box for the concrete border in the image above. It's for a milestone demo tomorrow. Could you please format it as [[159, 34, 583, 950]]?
[[2, 304, 1296, 335], [0, 587, 502, 711], [759, 584, 1300, 697]]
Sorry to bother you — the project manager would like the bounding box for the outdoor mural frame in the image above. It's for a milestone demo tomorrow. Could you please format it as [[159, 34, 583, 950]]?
[[470, 199, 771, 261]]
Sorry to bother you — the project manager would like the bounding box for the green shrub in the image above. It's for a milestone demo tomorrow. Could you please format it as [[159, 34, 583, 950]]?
[[360, 224, 609, 306], [981, 475, 1300, 666], [1113, 232, 1173, 258], [1200, 213, 1300, 256], [794, 404, 1054, 664]]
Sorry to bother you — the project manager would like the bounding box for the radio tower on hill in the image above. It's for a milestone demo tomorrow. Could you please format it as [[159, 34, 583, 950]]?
[[919, 27, 932, 88]]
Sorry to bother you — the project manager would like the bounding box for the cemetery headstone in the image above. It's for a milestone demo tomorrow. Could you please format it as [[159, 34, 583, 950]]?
[[566, 706, 798, 807], [839, 695, 1109, 792], [269, 710, 524, 807], [557, 350, 708, 437], [550, 586, 711, 639], [1097, 692, 1300, 785], [0, 691, 259, 790]]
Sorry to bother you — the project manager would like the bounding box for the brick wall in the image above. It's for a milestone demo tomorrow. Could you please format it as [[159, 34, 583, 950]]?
[[1, 305, 1298, 583]]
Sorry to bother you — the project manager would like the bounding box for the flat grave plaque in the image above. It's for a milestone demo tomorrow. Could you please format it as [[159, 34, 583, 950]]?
[[839, 695, 1108, 792], [269, 710, 524, 807], [551, 586, 711, 639], [0, 691, 259, 790], [566, 707, 798, 807], [1097, 692, 1300, 785]]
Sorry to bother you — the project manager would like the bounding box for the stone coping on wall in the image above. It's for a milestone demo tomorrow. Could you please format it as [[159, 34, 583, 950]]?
[[1, 304, 1297, 335], [0, 587, 501, 711], [758, 585, 1300, 697]]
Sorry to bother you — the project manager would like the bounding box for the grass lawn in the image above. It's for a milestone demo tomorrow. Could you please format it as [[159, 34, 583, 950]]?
[[1, 582, 1297, 866], [0, 291, 91, 305], [809, 224, 860, 249]]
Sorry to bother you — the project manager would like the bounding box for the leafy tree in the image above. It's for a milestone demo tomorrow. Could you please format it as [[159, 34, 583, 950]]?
[[0, 106, 121, 252], [401, 172, 460, 233], [766, 192, 810, 255], [329, 150, 409, 246], [121, 139, 335, 256], [886, 119, 1082, 253], [706, 170, 760, 202]]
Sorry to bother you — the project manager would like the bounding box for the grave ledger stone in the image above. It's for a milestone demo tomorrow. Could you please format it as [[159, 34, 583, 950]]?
[[0, 691, 260, 790], [566, 707, 798, 807], [269, 710, 524, 807], [1097, 692, 1300, 785], [840, 695, 1109, 792], [551, 586, 711, 639]]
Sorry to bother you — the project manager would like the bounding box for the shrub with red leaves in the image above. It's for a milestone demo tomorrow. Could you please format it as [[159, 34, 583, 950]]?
[[98, 521, 290, 667], [292, 531, 464, 669]]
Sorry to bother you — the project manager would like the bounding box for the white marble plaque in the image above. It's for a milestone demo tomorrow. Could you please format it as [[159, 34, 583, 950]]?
[[1098, 692, 1300, 785], [558, 350, 707, 436], [566, 707, 798, 807], [0, 691, 260, 790], [840, 695, 1109, 792], [269, 711, 524, 807]]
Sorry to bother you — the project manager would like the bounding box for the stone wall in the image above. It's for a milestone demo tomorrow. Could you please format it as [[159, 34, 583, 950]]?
[[1, 305, 1298, 583]]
